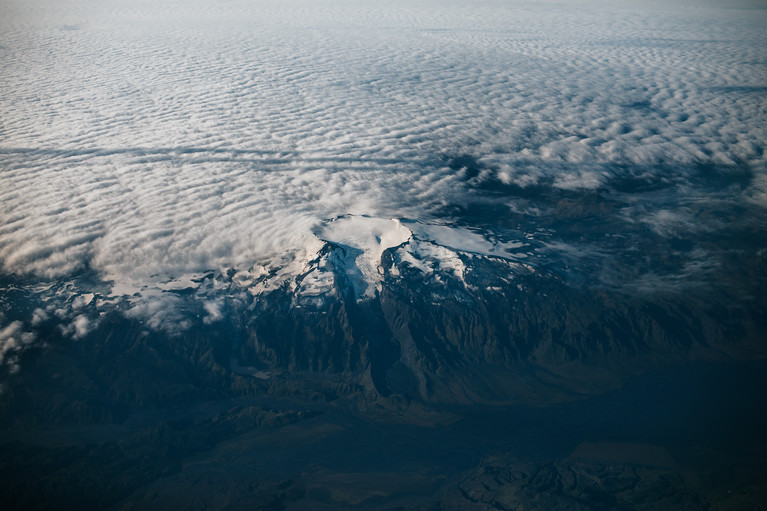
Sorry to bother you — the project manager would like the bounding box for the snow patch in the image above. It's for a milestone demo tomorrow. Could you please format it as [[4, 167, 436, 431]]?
[[408, 222, 526, 260], [317, 216, 412, 298]]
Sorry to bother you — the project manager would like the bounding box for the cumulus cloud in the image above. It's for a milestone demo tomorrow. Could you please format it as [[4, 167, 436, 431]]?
[[0, 322, 36, 374], [0, 0, 764, 331], [30, 308, 49, 326], [124, 293, 191, 335], [71, 315, 91, 339], [202, 301, 224, 325]]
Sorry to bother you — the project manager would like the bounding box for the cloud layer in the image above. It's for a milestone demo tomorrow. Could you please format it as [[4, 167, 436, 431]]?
[[0, 0, 765, 348]]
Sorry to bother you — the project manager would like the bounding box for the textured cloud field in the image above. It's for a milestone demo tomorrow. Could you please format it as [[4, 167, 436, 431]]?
[[1, 0, 766, 369]]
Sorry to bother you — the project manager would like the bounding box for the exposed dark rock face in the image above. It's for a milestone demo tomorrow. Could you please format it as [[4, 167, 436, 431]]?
[[231, 242, 763, 407]]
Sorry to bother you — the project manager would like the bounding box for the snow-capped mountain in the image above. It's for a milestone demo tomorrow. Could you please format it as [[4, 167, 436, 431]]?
[[2, 0, 767, 508]]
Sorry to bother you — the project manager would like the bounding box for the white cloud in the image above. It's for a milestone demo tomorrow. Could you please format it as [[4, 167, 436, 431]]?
[[124, 293, 191, 335], [0, 321, 36, 374], [72, 315, 91, 339], [202, 301, 224, 325], [553, 170, 607, 191], [637, 208, 710, 238], [31, 308, 48, 326], [0, 0, 764, 331]]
